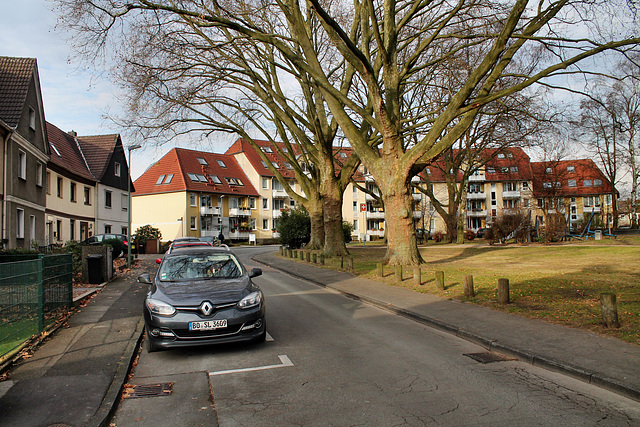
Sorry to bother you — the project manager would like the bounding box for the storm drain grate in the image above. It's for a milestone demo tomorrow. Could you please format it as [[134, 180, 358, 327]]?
[[464, 352, 516, 364], [123, 382, 174, 399]]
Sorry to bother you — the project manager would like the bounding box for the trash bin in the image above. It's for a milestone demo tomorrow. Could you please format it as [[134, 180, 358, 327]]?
[[595, 230, 602, 240], [86, 254, 104, 284]]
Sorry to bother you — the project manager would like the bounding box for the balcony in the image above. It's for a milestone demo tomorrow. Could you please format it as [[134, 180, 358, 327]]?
[[584, 206, 601, 213], [467, 209, 487, 217], [229, 207, 251, 217], [502, 190, 521, 199], [272, 189, 288, 198], [200, 206, 221, 216], [368, 229, 385, 237], [466, 192, 486, 200], [366, 211, 385, 219], [412, 193, 423, 201], [413, 211, 423, 219], [364, 173, 375, 182], [229, 230, 250, 239], [365, 193, 381, 201], [469, 173, 486, 182], [272, 209, 283, 219]]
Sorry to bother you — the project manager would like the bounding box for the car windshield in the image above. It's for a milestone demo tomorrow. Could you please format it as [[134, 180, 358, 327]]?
[[159, 253, 243, 281]]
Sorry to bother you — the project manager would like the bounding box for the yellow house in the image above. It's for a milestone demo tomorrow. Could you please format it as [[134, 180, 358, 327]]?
[[132, 148, 259, 242]]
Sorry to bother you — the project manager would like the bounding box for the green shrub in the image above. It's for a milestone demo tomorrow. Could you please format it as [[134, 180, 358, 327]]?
[[342, 221, 354, 243], [277, 207, 310, 249]]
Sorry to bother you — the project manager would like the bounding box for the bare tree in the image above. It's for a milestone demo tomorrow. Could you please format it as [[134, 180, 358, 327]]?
[[56, 0, 640, 264]]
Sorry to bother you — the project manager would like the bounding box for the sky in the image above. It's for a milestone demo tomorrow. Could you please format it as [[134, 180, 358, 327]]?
[[0, 0, 193, 180]]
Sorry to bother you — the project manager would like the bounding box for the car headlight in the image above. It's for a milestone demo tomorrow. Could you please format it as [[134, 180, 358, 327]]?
[[146, 298, 176, 316], [237, 292, 262, 309]]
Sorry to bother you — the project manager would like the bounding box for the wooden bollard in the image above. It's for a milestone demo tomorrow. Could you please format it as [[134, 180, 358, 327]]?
[[348, 257, 354, 271], [341, 257, 344, 268], [413, 267, 421, 286], [498, 278, 510, 304], [435, 271, 445, 290], [312, 253, 317, 263], [293, 250, 298, 259], [286, 249, 291, 258], [395, 265, 403, 281], [320, 254, 325, 265], [306, 251, 311, 262], [600, 293, 620, 328], [279, 246, 284, 255], [300, 250, 305, 260], [377, 262, 384, 277], [463, 275, 475, 298]]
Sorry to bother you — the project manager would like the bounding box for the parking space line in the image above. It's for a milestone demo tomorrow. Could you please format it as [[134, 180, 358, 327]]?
[[209, 355, 294, 376]]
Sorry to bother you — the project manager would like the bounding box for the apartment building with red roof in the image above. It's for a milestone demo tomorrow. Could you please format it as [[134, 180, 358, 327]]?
[[132, 147, 259, 241]]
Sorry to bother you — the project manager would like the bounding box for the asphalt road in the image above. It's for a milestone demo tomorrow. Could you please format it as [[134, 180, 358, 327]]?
[[114, 246, 640, 426]]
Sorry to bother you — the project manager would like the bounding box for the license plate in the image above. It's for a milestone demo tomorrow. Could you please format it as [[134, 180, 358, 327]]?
[[189, 319, 227, 331]]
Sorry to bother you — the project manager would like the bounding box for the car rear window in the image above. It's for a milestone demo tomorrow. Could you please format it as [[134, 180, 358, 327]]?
[[159, 254, 243, 281]]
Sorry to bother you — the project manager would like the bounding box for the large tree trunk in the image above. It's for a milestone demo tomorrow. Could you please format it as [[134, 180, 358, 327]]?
[[456, 190, 467, 244], [381, 186, 423, 265], [306, 196, 325, 250], [322, 195, 349, 257]]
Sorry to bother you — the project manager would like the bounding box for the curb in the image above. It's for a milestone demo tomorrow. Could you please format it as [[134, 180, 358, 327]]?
[[89, 315, 145, 427], [253, 253, 640, 403]]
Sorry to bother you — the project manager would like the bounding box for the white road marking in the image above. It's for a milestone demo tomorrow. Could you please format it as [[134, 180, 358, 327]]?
[[209, 355, 294, 376], [266, 332, 274, 341]]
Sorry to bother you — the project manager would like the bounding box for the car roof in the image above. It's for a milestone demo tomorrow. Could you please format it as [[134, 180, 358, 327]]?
[[165, 245, 233, 256]]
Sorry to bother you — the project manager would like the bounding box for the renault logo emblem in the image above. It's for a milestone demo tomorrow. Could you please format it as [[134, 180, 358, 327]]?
[[200, 301, 213, 316]]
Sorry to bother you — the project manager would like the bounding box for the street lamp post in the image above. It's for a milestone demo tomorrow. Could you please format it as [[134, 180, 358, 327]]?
[[127, 144, 142, 269]]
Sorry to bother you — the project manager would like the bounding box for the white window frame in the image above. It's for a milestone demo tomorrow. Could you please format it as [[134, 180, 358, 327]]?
[[262, 198, 268, 210], [115, 162, 121, 177], [262, 219, 269, 230], [30, 215, 36, 241], [122, 193, 128, 211], [36, 163, 43, 187], [18, 150, 27, 180], [29, 107, 36, 130], [190, 193, 197, 207], [262, 177, 269, 189], [17, 208, 25, 238], [190, 216, 197, 230]]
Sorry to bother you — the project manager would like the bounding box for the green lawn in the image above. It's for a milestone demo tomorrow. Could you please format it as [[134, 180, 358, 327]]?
[[0, 318, 39, 359], [306, 236, 640, 345]]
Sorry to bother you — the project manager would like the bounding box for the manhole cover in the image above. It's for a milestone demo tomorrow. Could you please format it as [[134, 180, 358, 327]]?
[[464, 352, 516, 364], [123, 382, 173, 399]]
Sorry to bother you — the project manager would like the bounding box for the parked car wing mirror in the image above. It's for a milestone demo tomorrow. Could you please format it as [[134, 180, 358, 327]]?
[[249, 268, 262, 278], [137, 273, 152, 284]]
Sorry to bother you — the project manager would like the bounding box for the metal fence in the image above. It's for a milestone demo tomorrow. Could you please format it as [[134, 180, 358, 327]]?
[[0, 253, 73, 361]]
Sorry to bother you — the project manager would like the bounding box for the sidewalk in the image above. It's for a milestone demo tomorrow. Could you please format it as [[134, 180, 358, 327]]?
[[253, 251, 640, 403], [0, 254, 156, 427]]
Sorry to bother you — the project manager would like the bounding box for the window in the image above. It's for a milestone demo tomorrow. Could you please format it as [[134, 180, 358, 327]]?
[[273, 180, 284, 191], [543, 182, 552, 188], [339, 152, 348, 158], [164, 174, 174, 184], [501, 167, 509, 173], [504, 182, 517, 191], [568, 180, 577, 187], [16, 208, 24, 238], [122, 226, 128, 235], [261, 160, 268, 168], [497, 153, 505, 159], [469, 183, 481, 193], [567, 165, 575, 172], [196, 174, 208, 182], [56, 220, 62, 241], [122, 193, 128, 211], [18, 150, 27, 179], [262, 198, 268, 210], [105, 224, 112, 233], [84, 187, 91, 205], [250, 197, 256, 209], [537, 198, 543, 208], [235, 178, 243, 186], [594, 179, 602, 186], [510, 166, 518, 173], [207, 175, 220, 184], [507, 153, 514, 158], [57, 177, 63, 198], [188, 173, 199, 182], [487, 167, 495, 174], [504, 199, 517, 209], [262, 177, 269, 189], [353, 201, 358, 214], [522, 181, 529, 190], [353, 186, 358, 197], [583, 180, 592, 187], [29, 107, 36, 130], [197, 157, 208, 165], [115, 162, 121, 177], [70, 182, 76, 202], [225, 177, 240, 185], [262, 219, 269, 230], [545, 167, 553, 174], [251, 218, 257, 230], [229, 197, 238, 209], [156, 175, 166, 185], [260, 146, 273, 153], [523, 199, 529, 208], [46, 172, 51, 194], [284, 162, 293, 170], [190, 216, 197, 230], [190, 193, 197, 206], [30, 215, 36, 241], [36, 163, 43, 187], [353, 219, 358, 232], [272, 161, 279, 169], [70, 219, 75, 240], [105, 190, 112, 208], [217, 159, 227, 168]]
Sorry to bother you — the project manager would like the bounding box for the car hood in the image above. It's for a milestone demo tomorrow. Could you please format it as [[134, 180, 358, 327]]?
[[150, 275, 253, 306]]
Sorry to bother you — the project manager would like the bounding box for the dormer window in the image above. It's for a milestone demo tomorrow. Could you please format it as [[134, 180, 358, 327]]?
[[260, 146, 273, 153], [567, 165, 575, 172], [197, 157, 208, 165], [217, 160, 227, 168]]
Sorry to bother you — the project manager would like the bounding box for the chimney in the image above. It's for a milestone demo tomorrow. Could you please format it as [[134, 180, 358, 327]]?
[[68, 130, 77, 137]]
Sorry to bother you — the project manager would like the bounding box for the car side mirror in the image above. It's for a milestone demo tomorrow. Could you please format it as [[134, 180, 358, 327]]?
[[137, 273, 152, 284], [249, 268, 262, 278]]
